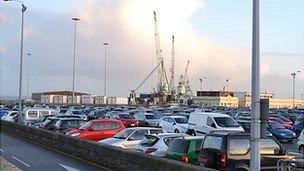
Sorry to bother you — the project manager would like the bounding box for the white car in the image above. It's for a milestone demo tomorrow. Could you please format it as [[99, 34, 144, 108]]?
[[187, 112, 244, 136], [159, 116, 188, 133], [1, 111, 18, 122], [297, 129, 304, 155], [135, 133, 187, 157], [99, 127, 163, 149]]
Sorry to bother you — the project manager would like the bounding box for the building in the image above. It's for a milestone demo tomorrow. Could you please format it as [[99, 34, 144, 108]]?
[[32, 91, 89, 104], [235, 91, 304, 108], [193, 91, 239, 108]]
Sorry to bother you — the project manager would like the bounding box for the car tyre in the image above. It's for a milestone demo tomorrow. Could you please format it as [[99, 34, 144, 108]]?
[[174, 129, 179, 133]]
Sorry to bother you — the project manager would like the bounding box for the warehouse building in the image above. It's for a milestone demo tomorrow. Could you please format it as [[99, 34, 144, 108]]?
[[193, 91, 239, 108]]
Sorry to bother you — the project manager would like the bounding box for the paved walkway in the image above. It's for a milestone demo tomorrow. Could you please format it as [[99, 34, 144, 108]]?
[[0, 156, 21, 171]]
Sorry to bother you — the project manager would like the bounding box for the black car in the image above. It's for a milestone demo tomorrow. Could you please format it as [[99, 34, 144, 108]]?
[[198, 131, 303, 171]]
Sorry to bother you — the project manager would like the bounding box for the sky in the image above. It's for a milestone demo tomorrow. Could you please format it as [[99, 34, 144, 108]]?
[[0, 0, 303, 99]]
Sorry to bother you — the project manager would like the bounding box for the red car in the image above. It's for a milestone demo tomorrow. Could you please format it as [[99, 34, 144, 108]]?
[[66, 119, 125, 141], [112, 113, 139, 127], [269, 116, 292, 130]]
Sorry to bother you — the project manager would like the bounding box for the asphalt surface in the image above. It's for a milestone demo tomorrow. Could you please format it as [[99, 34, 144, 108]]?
[[0, 132, 109, 171]]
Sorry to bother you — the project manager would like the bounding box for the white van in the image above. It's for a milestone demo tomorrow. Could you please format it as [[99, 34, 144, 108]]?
[[21, 108, 59, 126], [187, 112, 244, 136]]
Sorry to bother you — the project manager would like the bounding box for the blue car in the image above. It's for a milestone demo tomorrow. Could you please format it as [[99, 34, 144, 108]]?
[[0, 109, 10, 119], [267, 122, 296, 142]]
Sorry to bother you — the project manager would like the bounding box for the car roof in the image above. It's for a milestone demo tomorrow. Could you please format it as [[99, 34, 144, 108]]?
[[58, 118, 84, 121], [92, 119, 121, 122], [125, 127, 162, 130], [191, 112, 230, 117], [147, 133, 184, 138], [168, 115, 187, 119]]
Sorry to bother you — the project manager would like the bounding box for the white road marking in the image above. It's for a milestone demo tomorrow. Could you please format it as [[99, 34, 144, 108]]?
[[12, 156, 31, 167], [0, 148, 3, 152], [59, 163, 82, 171]]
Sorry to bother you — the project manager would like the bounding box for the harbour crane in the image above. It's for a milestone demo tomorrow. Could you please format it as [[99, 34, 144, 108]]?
[[169, 35, 176, 97]]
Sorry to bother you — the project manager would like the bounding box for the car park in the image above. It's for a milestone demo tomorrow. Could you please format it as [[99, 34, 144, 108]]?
[[87, 110, 108, 120], [135, 133, 186, 157], [66, 119, 125, 141], [159, 115, 188, 133], [165, 136, 204, 164], [198, 131, 303, 171], [66, 109, 87, 120], [187, 112, 244, 136], [99, 127, 163, 149]]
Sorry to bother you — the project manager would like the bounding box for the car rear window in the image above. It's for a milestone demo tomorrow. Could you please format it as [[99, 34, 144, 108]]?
[[150, 129, 163, 134], [202, 136, 223, 151], [108, 121, 121, 129], [140, 135, 159, 147], [167, 139, 189, 153], [163, 136, 183, 146], [28, 111, 38, 118], [229, 139, 250, 155], [146, 115, 157, 119]]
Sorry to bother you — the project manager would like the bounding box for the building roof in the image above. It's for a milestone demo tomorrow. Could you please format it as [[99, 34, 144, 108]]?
[[41, 91, 89, 96]]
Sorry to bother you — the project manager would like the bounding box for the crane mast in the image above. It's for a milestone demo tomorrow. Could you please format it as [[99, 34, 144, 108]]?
[[170, 35, 176, 96], [153, 11, 169, 95]]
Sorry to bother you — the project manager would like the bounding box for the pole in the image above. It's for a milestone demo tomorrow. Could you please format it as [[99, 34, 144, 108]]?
[[72, 17, 80, 104], [27, 53, 31, 98], [103, 43, 109, 97], [250, 0, 260, 170], [18, 4, 26, 123], [292, 74, 295, 108]]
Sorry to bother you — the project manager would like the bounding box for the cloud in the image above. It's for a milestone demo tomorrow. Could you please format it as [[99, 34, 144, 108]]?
[[1, 0, 303, 98]]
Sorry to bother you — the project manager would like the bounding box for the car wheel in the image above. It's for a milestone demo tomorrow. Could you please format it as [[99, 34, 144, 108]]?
[[174, 129, 179, 133], [299, 146, 304, 155]]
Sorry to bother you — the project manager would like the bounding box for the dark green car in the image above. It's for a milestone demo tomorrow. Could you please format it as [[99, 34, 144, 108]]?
[[165, 136, 204, 165]]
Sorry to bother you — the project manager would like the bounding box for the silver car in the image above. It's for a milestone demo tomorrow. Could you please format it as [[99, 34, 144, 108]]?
[[134, 113, 159, 127], [99, 127, 163, 149], [135, 133, 187, 157]]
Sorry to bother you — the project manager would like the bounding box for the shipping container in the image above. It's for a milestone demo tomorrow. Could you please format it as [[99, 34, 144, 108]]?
[[94, 96, 107, 105], [53, 95, 67, 104], [41, 95, 54, 104], [67, 96, 81, 104], [107, 97, 128, 105], [81, 95, 94, 104]]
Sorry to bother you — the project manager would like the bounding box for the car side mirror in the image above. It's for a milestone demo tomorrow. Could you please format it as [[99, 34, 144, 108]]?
[[211, 123, 216, 128], [128, 137, 134, 141], [173, 122, 176, 125]]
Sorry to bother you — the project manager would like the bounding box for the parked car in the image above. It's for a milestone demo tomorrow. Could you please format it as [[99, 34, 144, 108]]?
[[187, 112, 244, 136], [59, 108, 69, 115], [1, 111, 18, 122], [159, 116, 188, 133], [293, 114, 304, 137], [165, 136, 204, 165], [99, 127, 163, 149], [198, 132, 303, 171], [266, 122, 296, 142], [135, 133, 186, 157], [134, 113, 159, 127], [269, 114, 293, 130], [297, 129, 304, 155], [66, 109, 87, 120], [66, 119, 125, 141], [54, 118, 85, 133], [39, 117, 60, 130], [30, 114, 57, 127], [112, 113, 139, 127], [87, 110, 108, 121], [20, 108, 59, 125], [234, 111, 251, 121]]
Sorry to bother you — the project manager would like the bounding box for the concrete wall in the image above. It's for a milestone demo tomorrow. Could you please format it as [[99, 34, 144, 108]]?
[[1, 121, 212, 171]]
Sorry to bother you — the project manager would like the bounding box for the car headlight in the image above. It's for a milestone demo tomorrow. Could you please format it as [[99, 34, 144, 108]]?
[[279, 132, 286, 136], [71, 132, 80, 137]]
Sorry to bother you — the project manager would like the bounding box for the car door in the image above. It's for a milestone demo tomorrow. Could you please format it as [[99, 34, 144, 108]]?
[[161, 118, 169, 131], [123, 129, 149, 149], [103, 121, 121, 139], [260, 138, 283, 169], [89, 121, 106, 141], [206, 116, 217, 133], [167, 118, 176, 132]]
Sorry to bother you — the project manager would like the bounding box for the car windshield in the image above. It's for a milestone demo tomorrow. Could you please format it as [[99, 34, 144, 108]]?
[[113, 129, 134, 139], [174, 117, 188, 124], [270, 123, 285, 129], [79, 121, 92, 130], [60, 109, 68, 113], [119, 114, 134, 119], [146, 115, 156, 119], [214, 117, 239, 127]]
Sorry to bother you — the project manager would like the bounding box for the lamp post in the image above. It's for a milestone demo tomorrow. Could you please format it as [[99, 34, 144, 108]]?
[[250, 0, 260, 170], [103, 42, 109, 97], [26, 52, 31, 98], [199, 77, 207, 91], [3, 0, 27, 119], [72, 17, 80, 104], [291, 71, 301, 108]]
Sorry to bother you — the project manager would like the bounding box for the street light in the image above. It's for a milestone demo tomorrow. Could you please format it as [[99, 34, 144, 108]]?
[[223, 78, 229, 91], [3, 0, 27, 120], [72, 17, 80, 104], [26, 52, 31, 98], [291, 70, 301, 108], [103, 42, 109, 97], [199, 77, 207, 91]]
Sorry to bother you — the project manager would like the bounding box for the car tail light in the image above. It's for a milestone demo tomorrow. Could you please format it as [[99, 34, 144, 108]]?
[[145, 148, 157, 154], [182, 154, 189, 163], [220, 152, 227, 169]]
